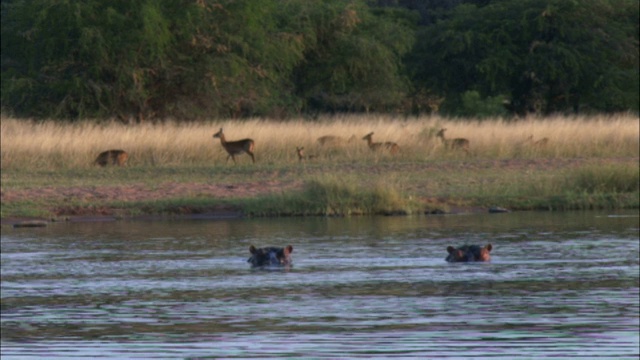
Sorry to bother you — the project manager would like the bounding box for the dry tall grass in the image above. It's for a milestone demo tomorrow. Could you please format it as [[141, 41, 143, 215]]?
[[1, 114, 638, 169]]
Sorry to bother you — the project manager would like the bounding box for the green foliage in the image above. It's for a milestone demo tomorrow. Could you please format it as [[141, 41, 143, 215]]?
[[1, 0, 415, 119], [408, 0, 639, 116], [1, 0, 638, 119], [443, 91, 508, 118], [1, 0, 180, 118], [291, 0, 415, 113]]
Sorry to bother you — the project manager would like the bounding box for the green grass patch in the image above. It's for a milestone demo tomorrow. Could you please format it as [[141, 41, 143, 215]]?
[[0, 200, 53, 219], [240, 175, 419, 217], [469, 163, 640, 211], [563, 163, 639, 194]]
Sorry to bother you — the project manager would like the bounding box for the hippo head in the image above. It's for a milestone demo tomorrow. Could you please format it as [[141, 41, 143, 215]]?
[[446, 244, 492, 262], [446, 246, 470, 262], [248, 245, 293, 268]]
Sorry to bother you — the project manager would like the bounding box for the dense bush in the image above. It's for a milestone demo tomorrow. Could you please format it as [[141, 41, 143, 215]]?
[[1, 0, 637, 120]]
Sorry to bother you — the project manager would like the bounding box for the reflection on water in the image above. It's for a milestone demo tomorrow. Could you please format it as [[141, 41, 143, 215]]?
[[2, 211, 639, 358]]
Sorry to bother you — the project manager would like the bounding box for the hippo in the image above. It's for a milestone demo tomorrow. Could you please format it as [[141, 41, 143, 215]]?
[[248, 245, 293, 268], [446, 244, 492, 262]]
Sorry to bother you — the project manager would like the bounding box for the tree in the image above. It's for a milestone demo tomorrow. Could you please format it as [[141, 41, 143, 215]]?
[[290, 0, 416, 113], [1, 1, 310, 119], [408, 0, 639, 116], [1, 0, 416, 120]]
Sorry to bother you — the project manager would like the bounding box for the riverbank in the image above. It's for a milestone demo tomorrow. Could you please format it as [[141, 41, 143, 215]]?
[[2, 156, 638, 226]]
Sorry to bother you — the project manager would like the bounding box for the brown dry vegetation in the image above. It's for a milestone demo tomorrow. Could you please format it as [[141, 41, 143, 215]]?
[[1, 113, 638, 220], [1, 113, 638, 168]]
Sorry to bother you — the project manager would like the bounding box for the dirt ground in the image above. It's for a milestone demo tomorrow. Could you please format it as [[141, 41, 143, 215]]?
[[1, 179, 303, 204], [1, 179, 303, 225]]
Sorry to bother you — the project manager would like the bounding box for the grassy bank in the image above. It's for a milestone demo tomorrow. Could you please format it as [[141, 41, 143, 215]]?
[[1, 114, 638, 219]]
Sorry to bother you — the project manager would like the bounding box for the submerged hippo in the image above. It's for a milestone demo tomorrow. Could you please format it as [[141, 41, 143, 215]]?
[[248, 245, 293, 268], [446, 244, 492, 262]]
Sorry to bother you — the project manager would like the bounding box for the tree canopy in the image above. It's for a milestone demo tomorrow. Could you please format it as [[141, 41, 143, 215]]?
[[408, 0, 639, 116], [1, 0, 637, 120]]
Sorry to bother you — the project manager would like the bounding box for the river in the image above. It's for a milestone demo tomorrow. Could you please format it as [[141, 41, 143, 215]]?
[[1, 211, 639, 359]]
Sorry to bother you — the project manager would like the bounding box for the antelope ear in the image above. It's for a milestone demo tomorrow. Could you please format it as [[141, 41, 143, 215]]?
[[485, 244, 493, 252], [249, 245, 257, 254], [285, 245, 293, 254], [447, 246, 456, 254]]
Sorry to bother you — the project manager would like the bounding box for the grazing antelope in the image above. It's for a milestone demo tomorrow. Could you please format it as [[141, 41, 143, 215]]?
[[317, 135, 342, 146], [94, 150, 129, 167], [436, 128, 470, 154], [526, 135, 549, 147], [295, 146, 316, 162], [212, 128, 255, 164], [535, 137, 549, 146], [362, 132, 400, 155], [316, 135, 357, 146]]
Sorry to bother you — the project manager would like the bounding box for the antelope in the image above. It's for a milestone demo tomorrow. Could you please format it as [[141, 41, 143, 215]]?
[[526, 135, 549, 147], [295, 146, 316, 162], [362, 132, 400, 155], [317, 135, 357, 146], [212, 128, 255, 164], [94, 150, 129, 167], [436, 128, 469, 154]]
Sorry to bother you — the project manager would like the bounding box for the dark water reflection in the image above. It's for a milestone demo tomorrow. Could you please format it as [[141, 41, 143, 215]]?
[[2, 211, 639, 359]]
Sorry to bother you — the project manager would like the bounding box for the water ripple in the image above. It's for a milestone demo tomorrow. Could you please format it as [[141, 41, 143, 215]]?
[[2, 211, 639, 358]]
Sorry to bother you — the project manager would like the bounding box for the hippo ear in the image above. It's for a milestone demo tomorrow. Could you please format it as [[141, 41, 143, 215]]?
[[447, 246, 456, 254], [249, 245, 257, 254], [485, 244, 493, 252], [285, 245, 293, 254]]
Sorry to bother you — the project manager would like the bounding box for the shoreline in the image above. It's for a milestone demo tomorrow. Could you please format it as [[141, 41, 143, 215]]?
[[0, 198, 506, 227], [4, 204, 639, 228]]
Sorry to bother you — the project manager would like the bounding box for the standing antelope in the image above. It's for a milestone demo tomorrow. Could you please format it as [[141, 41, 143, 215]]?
[[436, 128, 470, 154], [212, 128, 255, 164], [295, 146, 316, 162], [362, 132, 400, 155], [94, 149, 129, 166]]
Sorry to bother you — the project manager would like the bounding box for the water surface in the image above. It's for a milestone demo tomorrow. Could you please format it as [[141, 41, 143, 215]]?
[[2, 211, 639, 358]]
